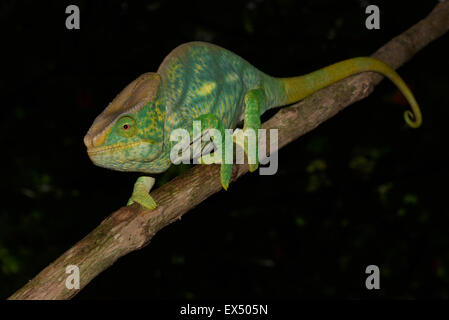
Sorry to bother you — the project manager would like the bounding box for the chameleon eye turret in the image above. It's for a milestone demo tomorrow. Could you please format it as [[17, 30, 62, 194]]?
[[116, 116, 137, 138]]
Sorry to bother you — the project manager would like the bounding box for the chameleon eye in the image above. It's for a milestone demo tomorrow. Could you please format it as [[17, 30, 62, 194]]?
[[117, 116, 137, 137]]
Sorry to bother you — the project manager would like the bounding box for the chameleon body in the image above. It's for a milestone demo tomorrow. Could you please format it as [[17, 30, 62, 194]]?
[[84, 41, 422, 209]]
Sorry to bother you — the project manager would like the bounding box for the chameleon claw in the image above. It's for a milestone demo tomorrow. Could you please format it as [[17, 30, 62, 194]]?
[[127, 176, 157, 209], [220, 163, 233, 191], [249, 163, 259, 173]]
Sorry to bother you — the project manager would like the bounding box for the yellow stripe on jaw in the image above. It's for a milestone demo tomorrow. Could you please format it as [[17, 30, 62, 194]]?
[[87, 141, 142, 155]]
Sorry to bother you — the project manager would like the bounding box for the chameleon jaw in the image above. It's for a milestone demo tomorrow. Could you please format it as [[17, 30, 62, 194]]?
[[86, 141, 143, 156], [86, 140, 166, 174]]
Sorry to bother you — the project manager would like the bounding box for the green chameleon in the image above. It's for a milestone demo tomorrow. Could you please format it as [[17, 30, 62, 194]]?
[[84, 41, 422, 210]]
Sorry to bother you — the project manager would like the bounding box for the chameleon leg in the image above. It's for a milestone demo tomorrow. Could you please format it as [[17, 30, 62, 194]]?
[[127, 176, 157, 209], [190, 113, 233, 190], [234, 88, 265, 172]]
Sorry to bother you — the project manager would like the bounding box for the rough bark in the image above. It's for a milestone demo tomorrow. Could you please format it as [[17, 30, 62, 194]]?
[[9, 2, 449, 300]]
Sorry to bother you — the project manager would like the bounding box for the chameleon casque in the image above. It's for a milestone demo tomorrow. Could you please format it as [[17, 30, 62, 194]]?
[[84, 41, 422, 209]]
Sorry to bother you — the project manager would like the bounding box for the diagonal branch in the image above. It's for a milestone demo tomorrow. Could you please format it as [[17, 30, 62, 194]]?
[[9, 2, 449, 300]]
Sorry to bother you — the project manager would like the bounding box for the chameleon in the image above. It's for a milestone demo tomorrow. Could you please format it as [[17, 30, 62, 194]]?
[[84, 41, 422, 210]]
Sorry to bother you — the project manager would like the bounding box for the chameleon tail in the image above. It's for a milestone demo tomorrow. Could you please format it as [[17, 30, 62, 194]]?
[[279, 57, 422, 128]]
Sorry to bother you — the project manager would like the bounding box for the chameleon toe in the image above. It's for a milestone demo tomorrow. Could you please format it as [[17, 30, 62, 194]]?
[[127, 193, 157, 210], [220, 163, 233, 190], [127, 176, 158, 210]]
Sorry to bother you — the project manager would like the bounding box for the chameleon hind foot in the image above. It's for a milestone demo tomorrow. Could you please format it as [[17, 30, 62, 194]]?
[[127, 176, 157, 209]]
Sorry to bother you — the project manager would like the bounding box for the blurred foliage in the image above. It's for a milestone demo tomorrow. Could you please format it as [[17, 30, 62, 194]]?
[[1, 0, 448, 299]]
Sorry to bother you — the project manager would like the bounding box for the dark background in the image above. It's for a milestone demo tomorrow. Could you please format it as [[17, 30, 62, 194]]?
[[1, 0, 448, 299]]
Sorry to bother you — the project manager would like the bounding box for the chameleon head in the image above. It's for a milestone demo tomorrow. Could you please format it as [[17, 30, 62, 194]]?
[[84, 72, 166, 173]]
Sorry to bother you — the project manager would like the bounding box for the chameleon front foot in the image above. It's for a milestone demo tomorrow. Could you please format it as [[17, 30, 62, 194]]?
[[127, 176, 157, 209]]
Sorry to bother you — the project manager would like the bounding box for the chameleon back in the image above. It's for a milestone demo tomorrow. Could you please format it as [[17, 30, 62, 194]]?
[[156, 41, 285, 137]]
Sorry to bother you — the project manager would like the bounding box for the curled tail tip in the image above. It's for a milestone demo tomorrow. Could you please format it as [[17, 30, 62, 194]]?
[[404, 110, 422, 128]]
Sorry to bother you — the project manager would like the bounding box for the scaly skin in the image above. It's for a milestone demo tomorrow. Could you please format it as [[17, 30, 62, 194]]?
[[84, 41, 422, 209]]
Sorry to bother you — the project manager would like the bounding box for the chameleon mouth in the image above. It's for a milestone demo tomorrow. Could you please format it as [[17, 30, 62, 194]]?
[[86, 141, 142, 155]]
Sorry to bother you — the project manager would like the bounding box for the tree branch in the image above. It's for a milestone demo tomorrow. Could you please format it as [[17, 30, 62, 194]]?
[[9, 2, 449, 300]]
